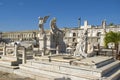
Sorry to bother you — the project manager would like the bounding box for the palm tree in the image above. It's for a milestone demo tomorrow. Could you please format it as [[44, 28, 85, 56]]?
[[104, 31, 120, 58]]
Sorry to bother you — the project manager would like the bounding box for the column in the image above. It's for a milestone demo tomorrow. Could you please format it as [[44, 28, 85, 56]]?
[[84, 29, 88, 53], [14, 44, 18, 57], [100, 20, 106, 47], [41, 51, 44, 56], [22, 47, 26, 64], [84, 20, 88, 30], [3, 43, 6, 56], [56, 45, 59, 55], [41, 34, 46, 56]]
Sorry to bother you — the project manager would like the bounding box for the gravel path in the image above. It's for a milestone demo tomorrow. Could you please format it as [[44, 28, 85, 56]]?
[[0, 71, 35, 80]]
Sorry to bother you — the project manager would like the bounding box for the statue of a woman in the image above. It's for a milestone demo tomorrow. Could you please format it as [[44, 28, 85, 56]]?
[[50, 17, 63, 34]]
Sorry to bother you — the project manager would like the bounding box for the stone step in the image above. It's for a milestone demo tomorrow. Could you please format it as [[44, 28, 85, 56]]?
[[71, 56, 114, 69], [0, 66, 14, 73], [0, 59, 19, 66], [26, 59, 82, 67], [0, 63, 19, 73], [99, 60, 120, 76], [108, 69, 120, 80], [19, 64, 65, 78], [26, 60, 102, 77], [0, 60, 19, 69], [26, 60, 70, 69], [18, 64, 100, 80], [14, 69, 54, 80], [95, 57, 114, 68]]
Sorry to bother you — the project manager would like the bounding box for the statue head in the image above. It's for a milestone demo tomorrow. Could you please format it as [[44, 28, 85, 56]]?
[[38, 17, 44, 25], [53, 17, 56, 21], [38, 16, 43, 20], [50, 17, 57, 28], [51, 17, 56, 24]]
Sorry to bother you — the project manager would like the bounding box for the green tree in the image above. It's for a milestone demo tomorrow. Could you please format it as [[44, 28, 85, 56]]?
[[104, 31, 120, 53], [108, 23, 114, 26]]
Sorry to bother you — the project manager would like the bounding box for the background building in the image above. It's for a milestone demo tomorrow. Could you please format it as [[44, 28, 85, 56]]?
[[1, 21, 120, 50]]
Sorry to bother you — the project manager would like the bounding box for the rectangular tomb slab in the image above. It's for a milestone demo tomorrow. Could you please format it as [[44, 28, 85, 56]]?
[[35, 54, 81, 64], [71, 56, 114, 68]]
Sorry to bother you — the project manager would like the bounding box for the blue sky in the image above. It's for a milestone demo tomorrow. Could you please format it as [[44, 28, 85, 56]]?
[[0, 0, 120, 31]]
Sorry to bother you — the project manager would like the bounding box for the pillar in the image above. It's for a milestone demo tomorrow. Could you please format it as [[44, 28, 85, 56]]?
[[84, 30, 88, 53], [14, 44, 18, 57], [84, 20, 88, 30], [40, 34, 46, 56], [100, 20, 106, 47], [56, 46, 59, 55], [22, 47, 26, 64], [41, 51, 44, 56], [3, 43, 6, 56]]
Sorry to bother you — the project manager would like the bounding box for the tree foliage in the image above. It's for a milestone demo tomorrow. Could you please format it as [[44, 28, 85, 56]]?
[[108, 23, 114, 26], [104, 31, 120, 50]]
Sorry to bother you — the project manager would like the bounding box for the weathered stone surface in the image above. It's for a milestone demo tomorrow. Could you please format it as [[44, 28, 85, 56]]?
[[0, 71, 35, 80]]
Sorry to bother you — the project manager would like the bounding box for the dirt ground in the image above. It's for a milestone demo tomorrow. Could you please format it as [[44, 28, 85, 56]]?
[[0, 71, 35, 80]]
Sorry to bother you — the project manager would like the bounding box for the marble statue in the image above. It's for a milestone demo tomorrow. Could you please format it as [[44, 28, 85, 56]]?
[[74, 30, 88, 57], [102, 20, 106, 29], [38, 16, 49, 56], [38, 16, 49, 34], [74, 21, 94, 58], [50, 17, 63, 35], [49, 17, 66, 53], [74, 29, 94, 58]]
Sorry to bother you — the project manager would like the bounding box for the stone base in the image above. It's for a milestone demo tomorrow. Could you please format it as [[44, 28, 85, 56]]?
[[16, 56, 120, 80], [15, 63, 99, 80], [34, 54, 81, 65], [71, 56, 114, 68]]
